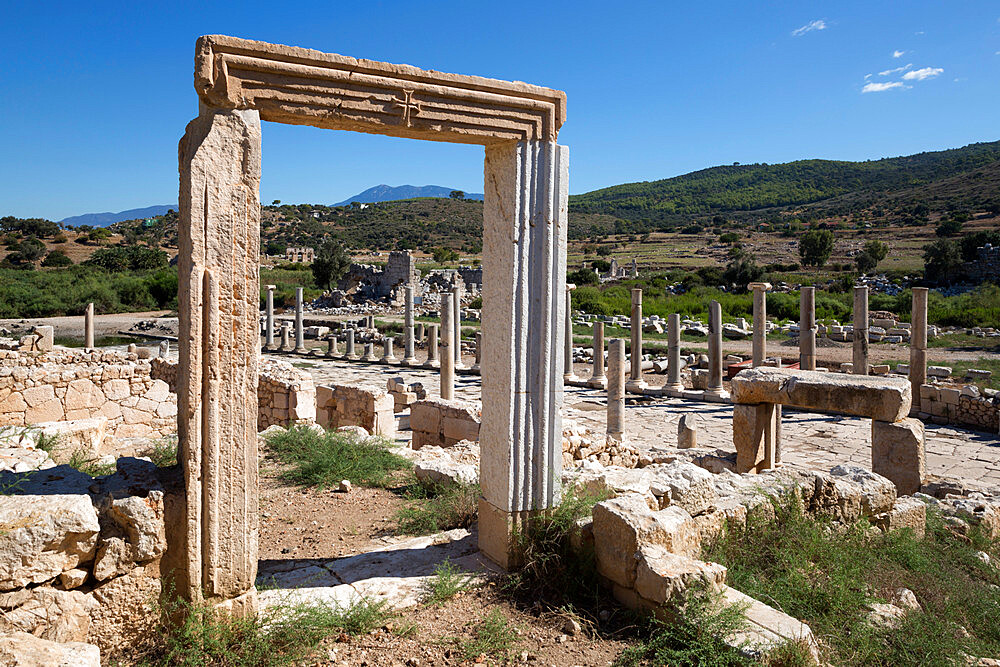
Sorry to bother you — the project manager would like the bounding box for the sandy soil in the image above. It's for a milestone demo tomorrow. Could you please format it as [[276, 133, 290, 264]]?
[[0, 311, 175, 343]]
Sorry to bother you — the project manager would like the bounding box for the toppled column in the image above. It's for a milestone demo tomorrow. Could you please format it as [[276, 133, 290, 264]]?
[[440, 292, 455, 400], [587, 322, 607, 389], [264, 284, 276, 351], [424, 324, 440, 369], [607, 338, 626, 441], [564, 284, 578, 382], [383, 337, 396, 363], [626, 288, 647, 392], [453, 286, 464, 370], [84, 302, 95, 350], [677, 413, 697, 448], [402, 285, 417, 366], [345, 329, 358, 360], [910, 287, 928, 414], [799, 286, 816, 371], [749, 282, 770, 367], [294, 287, 307, 354], [472, 331, 482, 374], [705, 300, 726, 398], [665, 313, 684, 391], [853, 286, 869, 375], [326, 336, 338, 358]]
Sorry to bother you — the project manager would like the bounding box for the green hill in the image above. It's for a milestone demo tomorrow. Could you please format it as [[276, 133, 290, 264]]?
[[569, 140, 1000, 226]]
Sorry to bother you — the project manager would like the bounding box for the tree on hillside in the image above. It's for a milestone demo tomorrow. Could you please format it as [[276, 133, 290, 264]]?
[[798, 229, 835, 268], [922, 240, 962, 284], [936, 218, 963, 237], [723, 248, 764, 292], [430, 247, 460, 263], [311, 238, 352, 291], [449, 190, 465, 200], [855, 240, 890, 274]]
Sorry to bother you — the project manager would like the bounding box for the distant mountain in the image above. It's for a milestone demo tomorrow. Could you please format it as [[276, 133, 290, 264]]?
[[61, 205, 177, 228], [334, 185, 483, 206]]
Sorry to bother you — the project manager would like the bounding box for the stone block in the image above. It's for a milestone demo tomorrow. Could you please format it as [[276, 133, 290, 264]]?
[[733, 402, 775, 474], [927, 366, 952, 378], [442, 416, 480, 443], [874, 496, 926, 539], [829, 464, 896, 517], [0, 587, 97, 643], [34, 417, 108, 462], [0, 632, 100, 667], [677, 414, 697, 449], [872, 418, 925, 496], [721, 587, 820, 662], [409, 402, 441, 435], [634, 545, 727, 605], [645, 461, 717, 516], [731, 367, 910, 422], [939, 388, 960, 405]]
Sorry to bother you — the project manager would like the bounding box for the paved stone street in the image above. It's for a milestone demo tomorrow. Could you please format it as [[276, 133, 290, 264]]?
[[280, 351, 1000, 488]]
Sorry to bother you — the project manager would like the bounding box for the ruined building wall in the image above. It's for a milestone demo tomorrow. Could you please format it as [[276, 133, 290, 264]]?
[[338, 250, 420, 299]]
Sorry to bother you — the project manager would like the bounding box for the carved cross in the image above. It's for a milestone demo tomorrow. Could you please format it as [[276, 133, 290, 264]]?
[[391, 90, 421, 127]]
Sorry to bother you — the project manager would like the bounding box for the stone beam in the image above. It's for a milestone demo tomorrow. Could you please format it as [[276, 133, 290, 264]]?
[[194, 35, 566, 145]]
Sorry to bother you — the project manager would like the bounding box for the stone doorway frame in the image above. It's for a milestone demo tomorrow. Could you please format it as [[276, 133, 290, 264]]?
[[174, 35, 568, 611]]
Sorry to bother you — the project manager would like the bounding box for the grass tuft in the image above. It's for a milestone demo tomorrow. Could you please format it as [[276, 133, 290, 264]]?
[[458, 608, 520, 662], [395, 481, 479, 535], [421, 558, 474, 606], [68, 449, 116, 477], [144, 437, 178, 467], [264, 424, 411, 489]]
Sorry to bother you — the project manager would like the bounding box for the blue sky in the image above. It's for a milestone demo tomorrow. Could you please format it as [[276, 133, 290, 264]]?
[[2, 1, 998, 221]]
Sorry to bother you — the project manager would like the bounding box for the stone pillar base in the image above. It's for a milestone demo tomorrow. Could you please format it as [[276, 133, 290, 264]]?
[[477, 497, 534, 570], [663, 382, 684, 392], [872, 418, 925, 495], [563, 373, 580, 384], [586, 376, 608, 390], [423, 360, 440, 369], [400, 357, 418, 367], [733, 402, 776, 474], [625, 379, 647, 393], [294, 347, 308, 355]]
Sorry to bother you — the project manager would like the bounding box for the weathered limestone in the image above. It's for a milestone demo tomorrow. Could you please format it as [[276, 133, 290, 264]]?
[[440, 292, 455, 400], [316, 384, 395, 437], [677, 414, 697, 449], [872, 418, 926, 495], [564, 284, 578, 382], [706, 300, 726, 398], [626, 289, 647, 392], [326, 336, 338, 357], [84, 303, 95, 350], [479, 139, 568, 569], [423, 324, 440, 369], [732, 367, 911, 422], [607, 339, 626, 442], [587, 322, 607, 389], [853, 286, 869, 375], [176, 106, 261, 610], [0, 632, 101, 667], [264, 284, 276, 350], [452, 286, 464, 370], [471, 331, 482, 374], [733, 402, 777, 474], [401, 285, 417, 365], [345, 329, 357, 360], [383, 337, 396, 363], [279, 321, 291, 352], [749, 282, 770, 367], [910, 287, 928, 414], [416, 322, 425, 343], [665, 313, 683, 391], [799, 286, 816, 371], [410, 398, 481, 449], [361, 342, 377, 362], [294, 287, 306, 353]]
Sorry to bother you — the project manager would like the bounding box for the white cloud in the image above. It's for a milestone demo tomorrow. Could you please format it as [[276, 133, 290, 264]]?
[[792, 19, 827, 36], [893, 50, 906, 58], [864, 73, 873, 80], [862, 81, 906, 93], [902, 66, 943, 81], [878, 63, 912, 76]]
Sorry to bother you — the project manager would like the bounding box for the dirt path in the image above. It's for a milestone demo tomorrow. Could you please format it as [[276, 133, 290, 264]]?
[[0, 311, 175, 342]]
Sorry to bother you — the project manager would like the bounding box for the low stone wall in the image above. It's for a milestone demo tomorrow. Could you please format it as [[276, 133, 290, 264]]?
[[919, 384, 999, 433], [0, 458, 174, 662], [0, 349, 175, 440], [316, 383, 395, 437], [409, 398, 480, 449], [151, 357, 315, 431]]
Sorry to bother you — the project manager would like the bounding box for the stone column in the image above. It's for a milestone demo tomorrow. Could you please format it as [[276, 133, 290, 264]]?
[[564, 284, 578, 382], [416, 322, 425, 343], [326, 336, 337, 358], [424, 324, 440, 368], [910, 287, 928, 414], [626, 288, 647, 392], [749, 282, 770, 367], [279, 322, 291, 351], [383, 337, 396, 363], [587, 322, 607, 389], [706, 300, 725, 397], [84, 302, 95, 350], [440, 292, 455, 400], [453, 286, 465, 370], [345, 329, 357, 359], [853, 285, 869, 375], [361, 342, 377, 362], [479, 140, 568, 569], [665, 313, 684, 391], [607, 339, 626, 441], [264, 285, 276, 351], [799, 287, 816, 371], [176, 108, 260, 611], [402, 285, 417, 365], [294, 287, 306, 353], [472, 331, 482, 374]]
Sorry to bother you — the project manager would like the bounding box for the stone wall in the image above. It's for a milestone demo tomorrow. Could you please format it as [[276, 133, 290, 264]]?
[[338, 250, 419, 300], [151, 356, 315, 431], [0, 349, 175, 440], [919, 384, 1000, 433], [316, 383, 395, 437], [409, 398, 480, 449], [0, 458, 174, 661]]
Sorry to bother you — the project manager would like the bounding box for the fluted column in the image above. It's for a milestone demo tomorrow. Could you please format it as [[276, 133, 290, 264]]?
[[853, 286, 869, 375], [587, 322, 607, 389], [440, 292, 455, 400], [799, 287, 816, 370], [402, 285, 417, 365], [626, 288, 647, 392], [479, 140, 567, 569]]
